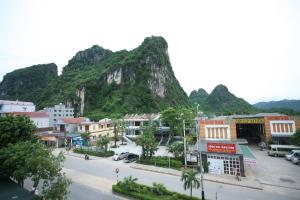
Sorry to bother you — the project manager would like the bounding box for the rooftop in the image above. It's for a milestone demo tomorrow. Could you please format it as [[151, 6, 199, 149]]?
[[12, 112, 49, 118], [124, 113, 160, 121], [0, 100, 34, 106]]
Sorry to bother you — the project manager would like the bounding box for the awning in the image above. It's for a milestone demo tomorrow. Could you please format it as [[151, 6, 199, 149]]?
[[40, 136, 57, 141], [239, 145, 256, 164]]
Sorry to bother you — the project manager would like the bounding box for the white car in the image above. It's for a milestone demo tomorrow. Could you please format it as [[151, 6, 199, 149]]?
[[113, 152, 129, 161], [285, 150, 300, 161]]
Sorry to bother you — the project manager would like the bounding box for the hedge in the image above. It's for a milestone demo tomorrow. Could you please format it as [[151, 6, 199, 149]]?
[[137, 156, 182, 170], [73, 148, 114, 157], [112, 182, 202, 200]]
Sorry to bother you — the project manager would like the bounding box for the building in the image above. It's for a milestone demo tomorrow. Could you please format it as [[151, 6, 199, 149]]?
[[11, 112, 50, 129], [0, 100, 35, 116], [196, 113, 300, 177], [78, 118, 114, 140], [43, 103, 74, 127], [199, 113, 300, 144], [123, 113, 170, 144]]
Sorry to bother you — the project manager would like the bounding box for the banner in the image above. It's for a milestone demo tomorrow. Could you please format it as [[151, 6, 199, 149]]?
[[207, 142, 236, 154], [234, 118, 264, 124]]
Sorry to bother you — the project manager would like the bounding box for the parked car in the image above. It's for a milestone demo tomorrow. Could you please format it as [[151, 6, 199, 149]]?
[[268, 145, 300, 157], [291, 153, 300, 165], [123, 153, 139, 163], [113, 152, 129, 161], [285, 150, 300, 161]]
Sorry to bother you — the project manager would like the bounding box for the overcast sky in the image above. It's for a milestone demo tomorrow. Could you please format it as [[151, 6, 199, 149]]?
[[0, 0, 299, 104]]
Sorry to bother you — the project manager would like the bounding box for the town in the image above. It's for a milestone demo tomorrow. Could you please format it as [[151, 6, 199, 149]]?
[[0, 99, 299, 200]]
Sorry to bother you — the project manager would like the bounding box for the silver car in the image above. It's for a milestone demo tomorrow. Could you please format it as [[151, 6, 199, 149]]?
[[113, 152, 129, 161], [285, 150, 300, 161]]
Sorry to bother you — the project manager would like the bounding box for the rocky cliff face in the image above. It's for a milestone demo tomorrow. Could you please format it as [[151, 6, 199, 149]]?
[[0, 36, 190, 118]]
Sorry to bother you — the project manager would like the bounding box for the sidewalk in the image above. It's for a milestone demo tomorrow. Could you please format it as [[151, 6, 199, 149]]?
[[130, 163, 262, 190]]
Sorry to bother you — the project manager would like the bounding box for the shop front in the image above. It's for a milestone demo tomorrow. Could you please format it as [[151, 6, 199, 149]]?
[[199, 141, 255, 177]]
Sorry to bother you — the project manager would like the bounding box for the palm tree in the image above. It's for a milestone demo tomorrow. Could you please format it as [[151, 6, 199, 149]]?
[[181, 169, 200, 198]]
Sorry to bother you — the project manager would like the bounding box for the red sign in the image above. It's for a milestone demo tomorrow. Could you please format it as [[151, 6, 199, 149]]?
[[207, 142, 236, 154]]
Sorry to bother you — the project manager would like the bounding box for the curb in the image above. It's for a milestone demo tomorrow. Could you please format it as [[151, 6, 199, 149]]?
[[130, 165, 262, 190], [260, 182, 300, 191]]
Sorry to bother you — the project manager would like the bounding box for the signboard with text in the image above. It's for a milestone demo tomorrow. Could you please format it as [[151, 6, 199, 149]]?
[[207, 142, 236, 154], [234, 118, 264, 124]]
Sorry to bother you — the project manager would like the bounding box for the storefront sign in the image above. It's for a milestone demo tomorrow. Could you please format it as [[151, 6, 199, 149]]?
[[207, 143, 236, 154], [234, 118, 264, 124]]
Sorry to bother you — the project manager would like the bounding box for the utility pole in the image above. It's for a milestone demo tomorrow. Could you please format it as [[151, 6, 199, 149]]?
[[183, 119, 187, 168]]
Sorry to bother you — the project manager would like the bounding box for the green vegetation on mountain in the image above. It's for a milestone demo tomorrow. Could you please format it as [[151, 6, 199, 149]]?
[[190, 84, 256, 115], [0, 36, 191, 118], [0, 63, 58, 103], [253, 100, 300, 112]]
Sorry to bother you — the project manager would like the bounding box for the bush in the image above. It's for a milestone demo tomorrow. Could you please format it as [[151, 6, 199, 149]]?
[[112, 180, 202, 200], [73, 148, 114, 157], [137, 156, 182, 170]]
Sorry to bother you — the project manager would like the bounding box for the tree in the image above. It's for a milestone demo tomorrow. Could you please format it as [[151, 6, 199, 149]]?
[[0, 115, 71, 199], [167, 142, 184, 159], [290, 129, 300, 146], [81, 131, 91, 146], [160, 107, 181, 137], [160, 107, 196, 139], [136, 122, 158, 159], [111, 118, 125, 147], [181, 169, 200, 199], [96, 136, 110, 152], [0, 115, 37, 147], [0, 141, 71, 199]]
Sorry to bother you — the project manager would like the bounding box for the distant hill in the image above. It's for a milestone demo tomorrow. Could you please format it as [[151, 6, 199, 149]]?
[[189, 84, 256, 115], [253, 100, 300, 112], [0, 36, 191, 119]]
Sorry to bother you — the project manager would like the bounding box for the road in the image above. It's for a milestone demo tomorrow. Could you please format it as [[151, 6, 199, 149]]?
[[63, 153, 300, 200]]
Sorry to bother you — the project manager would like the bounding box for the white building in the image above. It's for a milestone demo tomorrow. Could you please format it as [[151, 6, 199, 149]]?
[[43, 103, 74, 127], [12, 112, 50, 129], [0, 100, 35, 116]]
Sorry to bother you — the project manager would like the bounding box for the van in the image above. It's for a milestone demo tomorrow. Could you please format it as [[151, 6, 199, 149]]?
[[286, 150, 300, 161], [268, 145, 300, 157]]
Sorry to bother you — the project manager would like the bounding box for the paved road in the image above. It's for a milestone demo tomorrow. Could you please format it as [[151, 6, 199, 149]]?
[[63, 154, 300, 200]]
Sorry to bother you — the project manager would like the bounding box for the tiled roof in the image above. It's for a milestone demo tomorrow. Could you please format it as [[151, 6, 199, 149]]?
[[12, 112, 49, 118], [63, 117, 86, 124]]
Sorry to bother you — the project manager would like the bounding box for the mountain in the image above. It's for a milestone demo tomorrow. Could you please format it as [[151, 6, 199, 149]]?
[[0, 36, 191, 119], [253, 100, 300, 112], [189, 84, 255, 115], [0, 63, 58, 103]]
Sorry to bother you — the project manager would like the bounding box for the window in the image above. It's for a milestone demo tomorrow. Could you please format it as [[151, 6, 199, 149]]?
[[107, 124, 111, 128], [54, 114, 57, 117], [54, 110, 57, 112], [59, 114, 61, 117]]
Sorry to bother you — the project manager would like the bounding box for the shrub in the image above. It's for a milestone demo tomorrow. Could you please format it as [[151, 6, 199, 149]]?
[[137, 156, 182, 170], [73, 148, 114, 157], [113, 177, 202, 200], [151, 182, 167, 195]]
